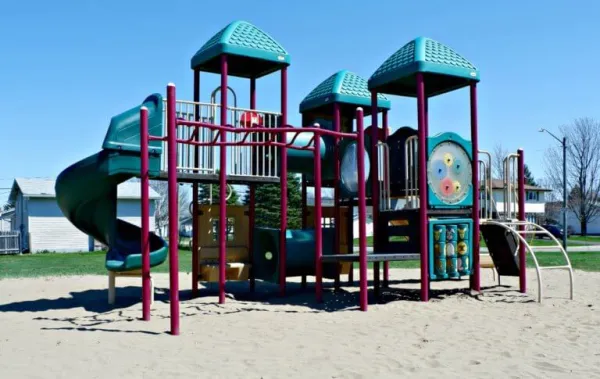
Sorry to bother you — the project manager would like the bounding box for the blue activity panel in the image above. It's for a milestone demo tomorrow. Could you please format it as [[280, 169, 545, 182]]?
[[426, 132, 473, 208], [429, 218, 473, 280]]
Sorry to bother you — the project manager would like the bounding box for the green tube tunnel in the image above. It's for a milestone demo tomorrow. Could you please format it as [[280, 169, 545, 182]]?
[[252, 227, 340, 282]]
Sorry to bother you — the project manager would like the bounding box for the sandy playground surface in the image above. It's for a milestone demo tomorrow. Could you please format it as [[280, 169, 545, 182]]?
[[0, 268, 598, 379]]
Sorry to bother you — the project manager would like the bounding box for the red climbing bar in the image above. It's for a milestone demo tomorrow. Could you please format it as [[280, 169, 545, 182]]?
[[314, 124, 323, 302], [518, 148, 527, 293], [218, 55, 228, 304], [279, 67, 288, 296], [333, 103, 341, 290], [356, 107, 368, 311], [166, 83, 180, 335], [249, 77, 256, 293], [191, 69, 200, 298], [140, 106, 151, 321], [416, 73, 429, 302], [382, 109, 390, 287], [470, 83, 481, 292]]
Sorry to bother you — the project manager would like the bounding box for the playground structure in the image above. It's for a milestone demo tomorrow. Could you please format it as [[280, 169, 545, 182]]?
[[55, 20, 574, 336]]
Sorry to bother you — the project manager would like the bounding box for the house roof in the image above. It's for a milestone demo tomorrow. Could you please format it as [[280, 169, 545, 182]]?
[[0, 208, 15, 219], [9, 177, 161, 202], [488, 179, 551, 192]]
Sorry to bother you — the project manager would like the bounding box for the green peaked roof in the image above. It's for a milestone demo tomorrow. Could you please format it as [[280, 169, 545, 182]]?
[[300, 70, 391, 113], [368, 37, 479, 97], [191, 21, 290, 78]]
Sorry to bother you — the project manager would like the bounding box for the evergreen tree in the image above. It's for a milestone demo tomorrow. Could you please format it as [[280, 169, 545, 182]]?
[[197, 183, 239, 205], [254, 173, 302, 229], [524, 164, 537, 186]]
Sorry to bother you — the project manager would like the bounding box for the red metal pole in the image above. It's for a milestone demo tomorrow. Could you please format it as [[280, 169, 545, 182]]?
[[140, 106, 151, 321], [279, 67, 288, 296], [167, 83, 180, 335], [301, 173, 308, 289], [469, 83, 481, 293], [249, 77, 256, 292], [416, 73, 429, 302], [218, 55, 228, 304], [356, 107, 368, 311], [518, 148, 526, 293], [382, 109, 389, 288], [370, 92, 380, 298], [192, 69, 200, 298], [333, 103, 341, 290], [314, 126, 323, 302]]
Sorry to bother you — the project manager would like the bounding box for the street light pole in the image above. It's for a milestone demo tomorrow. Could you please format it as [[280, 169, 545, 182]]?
[[539, 128, 568, 250], [562, 136, 567, 250]]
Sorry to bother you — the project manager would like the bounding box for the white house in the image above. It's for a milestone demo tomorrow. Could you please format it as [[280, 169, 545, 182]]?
[[8, 178, 160, 253], [489, 180, 551, 223]]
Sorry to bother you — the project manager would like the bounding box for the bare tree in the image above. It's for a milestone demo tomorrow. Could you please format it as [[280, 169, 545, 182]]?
[[544, 117, 600, 235], [150, 180, 191, 237], [492, 143, 508, 179]]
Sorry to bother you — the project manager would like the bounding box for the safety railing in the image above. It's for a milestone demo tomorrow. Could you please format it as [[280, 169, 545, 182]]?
[[378, 142, 392, 211], [404, 135, 419, 209], [478, 150, 493, 220], [162, 99, 282, 178], [503, 153, 520, 220]]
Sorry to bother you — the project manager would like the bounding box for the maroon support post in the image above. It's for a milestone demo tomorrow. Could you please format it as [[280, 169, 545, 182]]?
[[140, 106, 151, 321], [249, 77, 256, 292], [382, 109, 389, 288], [356, 107, 368, 311], [301, 173, 308, 289], [518, 148, 527, 293], [218, 55, 228, 304], [370, 91, 380, 296], [416, 73, 429, 302], [333, 103, 341, 290], [167, 83, 180, 335], [314, 125, 323, 302], [469, 83, 481, 292], [192, 69, 200, 298], [279, 67, 288, 296]]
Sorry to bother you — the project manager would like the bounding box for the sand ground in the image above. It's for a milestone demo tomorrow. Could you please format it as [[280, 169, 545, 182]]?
[[0, 268, 598, 379]]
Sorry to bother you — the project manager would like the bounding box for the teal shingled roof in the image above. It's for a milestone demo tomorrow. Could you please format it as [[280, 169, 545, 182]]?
[[300, 70, 391, 113], [190, 21, 290, 78], [368, 37, 479, 97]]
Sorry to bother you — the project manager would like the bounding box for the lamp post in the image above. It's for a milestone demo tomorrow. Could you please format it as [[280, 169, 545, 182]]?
[[539, 128, 567, 250]]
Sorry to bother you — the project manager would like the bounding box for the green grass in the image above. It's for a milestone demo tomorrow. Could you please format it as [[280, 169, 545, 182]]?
[[569, 235, 600, 242], [2, 248, 600, 280], [0, 250, 194, 279]]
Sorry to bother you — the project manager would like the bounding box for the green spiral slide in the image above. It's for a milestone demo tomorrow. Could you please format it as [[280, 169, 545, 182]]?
[[55, 94, 168, 272]]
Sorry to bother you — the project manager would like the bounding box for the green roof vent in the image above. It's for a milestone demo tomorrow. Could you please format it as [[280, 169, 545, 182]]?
[[300, 70, 391, 114], [368, 37, 479, 97], [190, 20, 290, 79]]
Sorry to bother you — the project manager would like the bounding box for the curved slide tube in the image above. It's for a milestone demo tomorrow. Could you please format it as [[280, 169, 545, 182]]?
[[55, 94, 167, 272]]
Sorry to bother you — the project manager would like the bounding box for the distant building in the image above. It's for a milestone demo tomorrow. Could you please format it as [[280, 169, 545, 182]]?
[[488, 179, 551, 223], [8, 178, 160, 253]]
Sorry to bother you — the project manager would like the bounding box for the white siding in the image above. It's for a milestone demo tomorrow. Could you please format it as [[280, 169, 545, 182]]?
[[28, 198, 88, 252], [27, 198, 157, 253]]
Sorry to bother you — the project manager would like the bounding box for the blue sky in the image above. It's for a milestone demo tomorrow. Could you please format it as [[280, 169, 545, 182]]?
[[1, 0, 599, 203]]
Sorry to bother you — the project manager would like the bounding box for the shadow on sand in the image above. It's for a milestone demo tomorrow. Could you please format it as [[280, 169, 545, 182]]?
[[0, 278, 532, 334]]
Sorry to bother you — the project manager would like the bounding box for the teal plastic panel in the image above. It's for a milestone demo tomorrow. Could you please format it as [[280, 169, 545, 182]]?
[[190, 20, 290, 75], [426, 132, 473, 208], [368, 37, 480, 96], [429, 218, 473, 280], [300, 70, 391, 113], [102, 94, 164, 155]]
